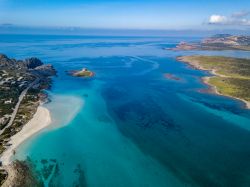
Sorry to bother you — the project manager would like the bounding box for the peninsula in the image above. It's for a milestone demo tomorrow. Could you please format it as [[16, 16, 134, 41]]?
[[171, 34, 250, 51], [0, 54, 56, 185], [177, 56, 250, 109]]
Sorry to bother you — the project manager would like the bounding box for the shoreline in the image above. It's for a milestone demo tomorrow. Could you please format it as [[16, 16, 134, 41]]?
[[177, 56, 250, 109], [0, 105, 52, 166], [202, 76, 250, 109]]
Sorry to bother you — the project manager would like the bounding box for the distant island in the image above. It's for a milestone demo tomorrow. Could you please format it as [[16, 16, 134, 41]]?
[[170, 34, 250, 51], [67, 68, 94, 78], [0, 54, 56, 185], [177, 56, 250, 109]]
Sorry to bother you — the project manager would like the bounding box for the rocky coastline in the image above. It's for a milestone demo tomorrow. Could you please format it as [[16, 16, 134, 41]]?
[[0, 54, 56, 185]]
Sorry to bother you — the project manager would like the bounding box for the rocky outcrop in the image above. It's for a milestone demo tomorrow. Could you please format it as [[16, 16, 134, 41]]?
[[24, 57, 43, 69], [2, 161, 42, 187], [0, 54, 56, 76], [35, 64, 57, 77], [0, 54, 16, 67]]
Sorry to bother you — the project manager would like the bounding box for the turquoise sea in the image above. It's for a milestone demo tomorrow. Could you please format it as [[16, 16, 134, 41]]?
[[1, 35, 250, 187]]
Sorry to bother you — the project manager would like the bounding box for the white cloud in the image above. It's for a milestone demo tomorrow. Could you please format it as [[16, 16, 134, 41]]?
[[208, 11, 250, 26], [209, 15, 227, 24]]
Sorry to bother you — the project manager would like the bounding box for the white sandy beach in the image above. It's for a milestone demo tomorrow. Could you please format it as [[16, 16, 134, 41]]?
[[0, 106, 51, 166]]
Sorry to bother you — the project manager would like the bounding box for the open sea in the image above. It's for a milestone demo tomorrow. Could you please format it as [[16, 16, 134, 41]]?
[[1, 34, 250, 187]]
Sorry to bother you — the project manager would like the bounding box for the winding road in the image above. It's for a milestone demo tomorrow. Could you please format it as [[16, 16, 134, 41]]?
[[0, 77, 40, 135]]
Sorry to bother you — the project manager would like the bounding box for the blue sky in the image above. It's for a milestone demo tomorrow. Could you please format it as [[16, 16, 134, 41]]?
[[1, 0, 250, 30]]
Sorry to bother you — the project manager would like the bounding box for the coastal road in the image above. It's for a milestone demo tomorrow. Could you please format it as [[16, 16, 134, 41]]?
[[0, 77, 40, 135]]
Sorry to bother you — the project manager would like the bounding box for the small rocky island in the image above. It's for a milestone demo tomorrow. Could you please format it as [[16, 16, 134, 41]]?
[[164, 73, 181, 81], [67, 68, 94, 77]]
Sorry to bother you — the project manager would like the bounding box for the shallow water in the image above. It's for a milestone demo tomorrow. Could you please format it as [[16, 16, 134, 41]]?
[[1, 34, 250, 187]]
